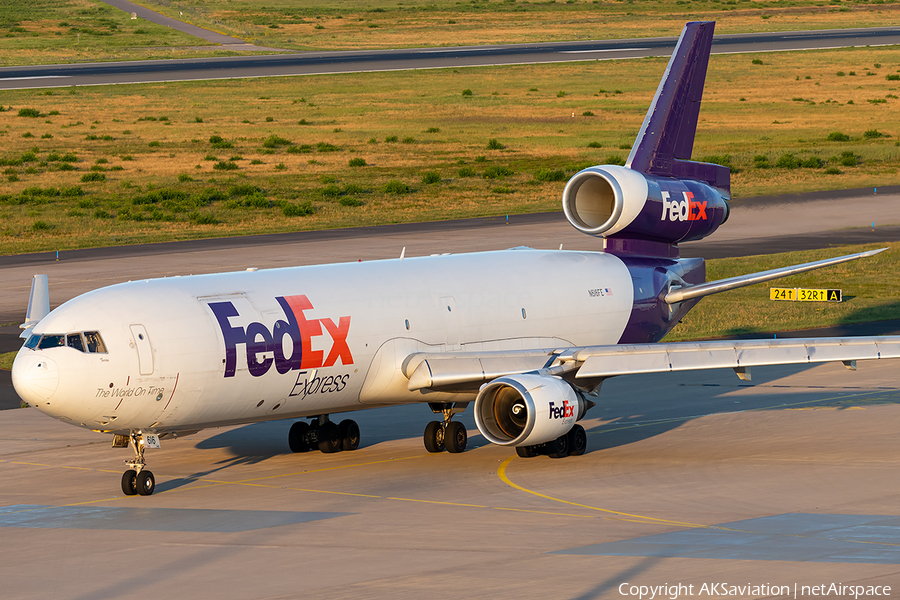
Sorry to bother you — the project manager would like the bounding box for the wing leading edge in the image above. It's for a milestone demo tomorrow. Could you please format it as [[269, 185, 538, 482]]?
[[404, 336, 900, 391]]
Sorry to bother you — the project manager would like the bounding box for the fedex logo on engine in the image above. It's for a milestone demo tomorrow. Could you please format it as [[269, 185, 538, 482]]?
[[548, 400, 575, 420], [661, 191, 707, 222], [209, 295, 352, 378]]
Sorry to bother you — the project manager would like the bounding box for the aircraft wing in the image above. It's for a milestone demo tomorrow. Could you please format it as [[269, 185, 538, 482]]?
[[404, 336, 900, 391]]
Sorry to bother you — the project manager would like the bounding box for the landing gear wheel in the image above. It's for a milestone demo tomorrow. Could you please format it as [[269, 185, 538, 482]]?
[[515, 445, 539, 458], [317, 421, 342, 453], [423, 421, 445, 453], [445, 421, 467, 453], [547, 433, 570, 459], [136, 470, 155, 496], [289, 421, 311, 453], [338, 419, 360, 451], [121, 469, 138, 496], [568, 424, 587, 456]]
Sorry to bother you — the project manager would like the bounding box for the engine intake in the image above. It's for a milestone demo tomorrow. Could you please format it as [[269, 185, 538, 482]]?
[[474, 374, 588, 447], [562, 165, 649, 237]]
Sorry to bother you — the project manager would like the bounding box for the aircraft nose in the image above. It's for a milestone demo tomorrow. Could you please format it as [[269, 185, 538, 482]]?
[[11, 352, 60, 407]]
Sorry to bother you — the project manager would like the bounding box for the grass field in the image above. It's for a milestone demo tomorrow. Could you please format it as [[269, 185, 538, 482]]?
[[3, 0, 900, 65], [0, 0, 238, 67], [2, 45, 900, 254], [133, 0, 900, 52]]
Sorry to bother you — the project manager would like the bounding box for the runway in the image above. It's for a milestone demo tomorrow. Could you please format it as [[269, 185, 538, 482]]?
[[2, 26, 899, 89]]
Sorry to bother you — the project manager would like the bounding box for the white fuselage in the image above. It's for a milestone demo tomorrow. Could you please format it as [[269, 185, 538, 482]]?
[[12, 248, 634, 434]]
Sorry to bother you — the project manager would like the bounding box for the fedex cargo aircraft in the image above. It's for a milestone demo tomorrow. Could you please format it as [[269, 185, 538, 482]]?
[[11, 22, 900, 496]]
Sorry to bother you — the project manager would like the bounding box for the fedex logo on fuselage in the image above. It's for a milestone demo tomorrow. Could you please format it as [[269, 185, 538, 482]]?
[[661, 191, 707, 222], [548, 400, 575, 420], [209, 295, 352, 378]]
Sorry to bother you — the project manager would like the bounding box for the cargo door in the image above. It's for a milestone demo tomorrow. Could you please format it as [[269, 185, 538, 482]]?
[[129, 324, 154, 375]]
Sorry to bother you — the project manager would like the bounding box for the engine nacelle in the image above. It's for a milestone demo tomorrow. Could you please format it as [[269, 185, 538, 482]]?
[[474, 374, 587, 447], [562, 164, 729, 244]]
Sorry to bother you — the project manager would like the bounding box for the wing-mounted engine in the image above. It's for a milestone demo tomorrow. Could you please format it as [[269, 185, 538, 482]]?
[[562, 165, 729, 245], [474, 373, 589, 447]]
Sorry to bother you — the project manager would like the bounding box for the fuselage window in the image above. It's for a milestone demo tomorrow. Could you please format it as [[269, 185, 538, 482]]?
[[37, 335, 65, 349], [67, 333, 85, 352], [84, 331, 107, 353], [24, 335, 40, 349]]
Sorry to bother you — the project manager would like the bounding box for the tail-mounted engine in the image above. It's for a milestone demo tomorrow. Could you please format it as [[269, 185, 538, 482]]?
[[474, 374, 589, 447], [562, 165, 729, 245]]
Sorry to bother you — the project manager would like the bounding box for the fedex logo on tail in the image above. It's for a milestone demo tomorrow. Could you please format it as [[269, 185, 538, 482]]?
[[209, 295, 352, 378], [661, 191, 707, 222], [548, 400, 575, 420]]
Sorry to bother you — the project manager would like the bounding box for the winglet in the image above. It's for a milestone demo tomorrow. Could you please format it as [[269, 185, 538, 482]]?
[[625, 21, 730, 194], [19, 274, 49, 339]]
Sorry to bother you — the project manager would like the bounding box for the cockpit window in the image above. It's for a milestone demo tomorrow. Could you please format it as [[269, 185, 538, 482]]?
[[37, 335, 65, 349], [67, 333, 85, 352], [84, 331, 107, 353], [30, 331, 107, 353]]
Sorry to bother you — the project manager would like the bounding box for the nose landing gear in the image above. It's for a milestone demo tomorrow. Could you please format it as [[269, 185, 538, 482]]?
[[118, 431, 156, 496]]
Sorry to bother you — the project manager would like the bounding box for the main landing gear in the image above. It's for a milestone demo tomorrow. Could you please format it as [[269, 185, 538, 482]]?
[[423, 402, 469, 454], [515, 424, 587, 459], [288, 415, 360, 453], [117, 431, 156, 496]]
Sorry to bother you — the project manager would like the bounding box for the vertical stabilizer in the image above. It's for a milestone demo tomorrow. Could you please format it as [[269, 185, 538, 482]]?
[[625, 21, 729, 194]]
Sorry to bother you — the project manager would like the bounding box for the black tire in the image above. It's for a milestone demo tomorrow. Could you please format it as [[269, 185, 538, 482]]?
[[121, 469, 137, 496], [288, 421, 311, 453], [339, 419, 360, 451], [136, 470, 155, 496], [568, 424, 587, 456], [547, 433, 569, 459], [445, 421, 467, 453], [317, 421, 342, 453], [515, 445, 539, 458], [423, 421, 444, 453]]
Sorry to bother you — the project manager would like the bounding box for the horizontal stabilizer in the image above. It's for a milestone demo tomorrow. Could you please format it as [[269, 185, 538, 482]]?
[[665, 248, 887, 304]]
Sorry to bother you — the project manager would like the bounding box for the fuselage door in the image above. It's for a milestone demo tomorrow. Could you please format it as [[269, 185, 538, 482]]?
[[129, 324, 154, 375]]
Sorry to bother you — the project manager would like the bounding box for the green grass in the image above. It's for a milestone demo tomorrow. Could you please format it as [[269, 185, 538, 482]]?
[[666, 243, 900, 341], [0, 351, 15, 370], [4, 0, 900, 65], [2, 46, 900, 254], [132, 0, 900, 54], [0, 0, 259, 67]]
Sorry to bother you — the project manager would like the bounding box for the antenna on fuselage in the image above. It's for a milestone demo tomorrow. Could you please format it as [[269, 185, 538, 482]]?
[[20, 274, 50, 339]]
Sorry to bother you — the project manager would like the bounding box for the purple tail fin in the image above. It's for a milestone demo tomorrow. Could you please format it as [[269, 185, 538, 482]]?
[[625, 21, 730, 195]]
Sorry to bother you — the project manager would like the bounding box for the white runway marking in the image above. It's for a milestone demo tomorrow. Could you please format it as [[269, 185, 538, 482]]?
[[0, 76, 70, 81]]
